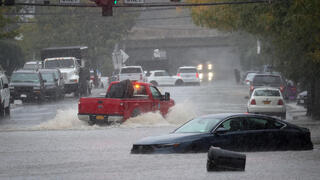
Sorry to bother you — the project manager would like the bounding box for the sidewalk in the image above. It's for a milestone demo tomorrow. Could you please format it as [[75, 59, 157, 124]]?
[[287, 102, 320, 144]]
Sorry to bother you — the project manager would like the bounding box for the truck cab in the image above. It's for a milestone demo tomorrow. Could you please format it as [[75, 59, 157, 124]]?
[[43, 57, 80, 95]]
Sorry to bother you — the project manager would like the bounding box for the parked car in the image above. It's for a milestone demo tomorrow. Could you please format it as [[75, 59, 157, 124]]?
[[250, 73, 286, 96], [9, 69, 46, 103], [147, 70, 183, 86], [119, 66, 146, 82], [241, 70, 259, 84], [23, 61, 42, 70], [177, 66, 200, 85], [131, 113, 313, 154], [297, 91, 307, 106], [39, 69, 64, 100], [243, 72, 257, 85], [247, 87, 286, 119], [0, 72, 10, 118]]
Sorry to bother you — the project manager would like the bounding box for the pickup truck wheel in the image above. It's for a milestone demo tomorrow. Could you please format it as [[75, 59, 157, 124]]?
[[150, 81, 158, 86], [88, 120, 95, 126], [5, 104, 10, 117], [175, 79, 183, 86], [131, 108, 141, 118]]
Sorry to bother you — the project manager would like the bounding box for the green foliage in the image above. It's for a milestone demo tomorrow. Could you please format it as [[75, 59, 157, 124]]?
[[189, 0, 320, 117], [0, 40, 24, 74]]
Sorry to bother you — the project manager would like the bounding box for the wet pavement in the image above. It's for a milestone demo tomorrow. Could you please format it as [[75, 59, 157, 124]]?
[[0, 81, 319, 179]]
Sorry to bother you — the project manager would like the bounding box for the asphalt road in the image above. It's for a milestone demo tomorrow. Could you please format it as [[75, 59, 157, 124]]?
[[0, 81, 319, 179]]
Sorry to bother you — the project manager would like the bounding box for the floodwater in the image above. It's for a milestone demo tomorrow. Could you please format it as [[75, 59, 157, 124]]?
[[0, 81, 319, 179]]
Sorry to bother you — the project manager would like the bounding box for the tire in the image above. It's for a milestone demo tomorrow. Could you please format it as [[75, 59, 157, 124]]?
[[37, 93, 45, 104], [5, 104, 10, 117], [207, 159, 215, 172], [88, 120, 95, 126], [175, 79, 183, 86], [0, 103, 5, 118], [150, 81, 158, 86], [131, 108, 141, 118]]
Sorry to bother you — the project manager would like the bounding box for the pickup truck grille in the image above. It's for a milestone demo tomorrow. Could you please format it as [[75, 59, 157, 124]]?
[[62, 73, 68, 80], [15, 87, 34, 93]]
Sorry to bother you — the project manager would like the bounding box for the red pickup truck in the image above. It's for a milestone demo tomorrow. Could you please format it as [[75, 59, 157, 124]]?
[[78, 80, 175, 125]]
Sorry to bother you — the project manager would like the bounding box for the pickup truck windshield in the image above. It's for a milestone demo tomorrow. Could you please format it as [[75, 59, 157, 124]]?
[[10, 73, 40, 83], [45, 59, 75, 69]]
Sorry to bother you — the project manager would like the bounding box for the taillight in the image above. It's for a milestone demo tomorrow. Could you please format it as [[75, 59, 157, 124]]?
[[250, 99, 256, 105], [278, 99, 284, 105], [196, 73, 199, 78], [280, 85, 284, 92], [250, 85, 254, 91], [177, 73, 180, 77]]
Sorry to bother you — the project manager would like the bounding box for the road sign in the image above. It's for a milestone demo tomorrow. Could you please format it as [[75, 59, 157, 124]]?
[[124, 0, 144, 4], [120, 49, 129, 63], [60, 0, 80, 4]]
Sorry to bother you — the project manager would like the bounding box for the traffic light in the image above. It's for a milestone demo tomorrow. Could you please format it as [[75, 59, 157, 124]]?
[[91, 0, 114, 16]]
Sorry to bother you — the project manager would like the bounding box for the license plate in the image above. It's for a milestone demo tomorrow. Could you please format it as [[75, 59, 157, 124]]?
[[263, 101, 271, 104], [96, 115, 104, 120], [20, 94, 27, 98]]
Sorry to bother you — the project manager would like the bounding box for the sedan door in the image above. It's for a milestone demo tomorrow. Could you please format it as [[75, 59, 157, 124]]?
[[208, 118, 246, 151], [242, 116, 286, 151]]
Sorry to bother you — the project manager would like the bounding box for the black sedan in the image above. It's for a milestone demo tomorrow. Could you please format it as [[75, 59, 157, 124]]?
[[131, 113, 313, 153]]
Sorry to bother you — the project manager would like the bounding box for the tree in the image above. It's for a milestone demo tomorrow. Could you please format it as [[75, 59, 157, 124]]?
[[189, 0, 320, 118]]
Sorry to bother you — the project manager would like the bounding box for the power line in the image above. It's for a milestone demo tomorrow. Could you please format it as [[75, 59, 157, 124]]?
[[14, 0, 273, 8]]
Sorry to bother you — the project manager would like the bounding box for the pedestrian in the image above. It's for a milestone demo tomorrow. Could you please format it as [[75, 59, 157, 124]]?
[[234, 69, 240, 84]]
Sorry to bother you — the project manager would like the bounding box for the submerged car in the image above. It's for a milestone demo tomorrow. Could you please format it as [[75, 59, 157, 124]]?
[[131, 113, 313, 154]]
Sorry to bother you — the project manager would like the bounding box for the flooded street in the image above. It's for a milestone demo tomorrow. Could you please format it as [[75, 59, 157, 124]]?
[[0, 81, 319, 179]]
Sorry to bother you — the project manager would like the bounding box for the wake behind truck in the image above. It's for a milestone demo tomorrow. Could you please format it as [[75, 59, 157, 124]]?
[[41, 46, 91, 96]]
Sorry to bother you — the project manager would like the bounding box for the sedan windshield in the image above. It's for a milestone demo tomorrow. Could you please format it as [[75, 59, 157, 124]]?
[[10, 73, 40, 83], [174, 117, 221, 133]]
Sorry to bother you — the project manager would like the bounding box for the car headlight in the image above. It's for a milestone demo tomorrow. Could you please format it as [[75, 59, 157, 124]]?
[[197, 64, 203, 70], [208, 64, 212, 70], [199, 73, 203, 80]]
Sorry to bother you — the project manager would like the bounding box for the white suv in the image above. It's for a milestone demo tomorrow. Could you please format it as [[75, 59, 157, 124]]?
[[0, 72, 10, 118], [118, 66, 146, 82], [177, 66, 200, 85]]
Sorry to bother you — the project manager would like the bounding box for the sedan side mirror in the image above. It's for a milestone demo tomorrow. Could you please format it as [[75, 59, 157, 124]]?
[[214, 127, 228, 135], [164, 92, 170, 101]]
